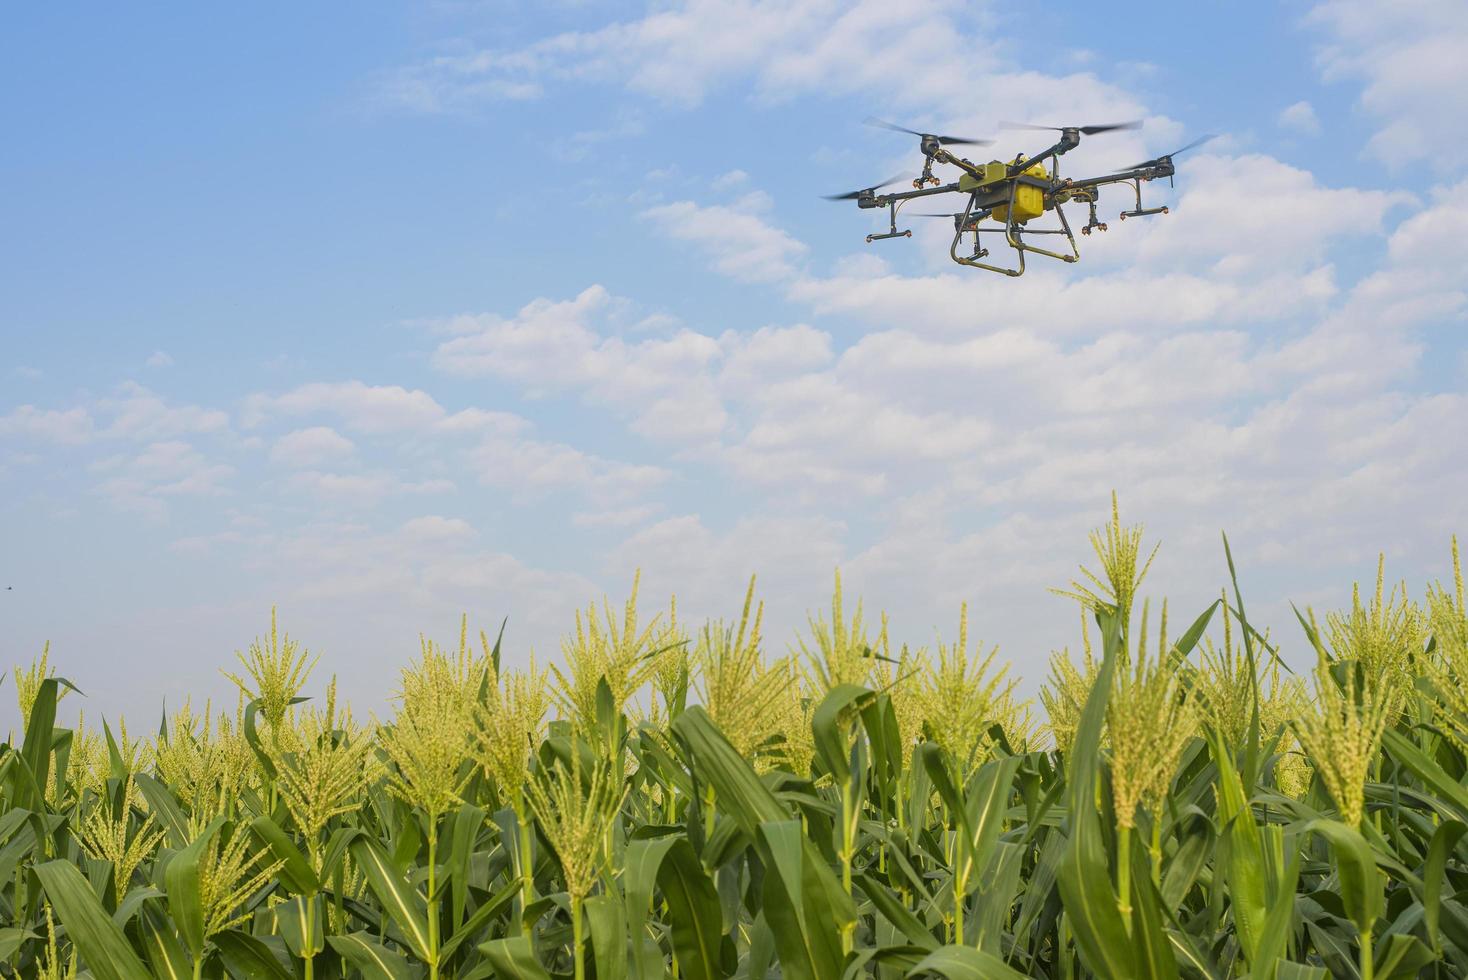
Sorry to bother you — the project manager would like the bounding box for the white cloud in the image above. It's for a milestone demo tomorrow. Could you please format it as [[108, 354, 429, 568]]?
[[431, 288, 845, 447], [642, 197, 807, 283], [462, 432, 668, 503], [101, 383, 230, 441], [1307, 0, 1468, 168], [146, 350, 175, 368], [605, 512, 849, 639], [1278, 100, 1321, 135], [285, 470, 456, 504], [0, 405, 94, 445], [572, 505, 662, 528], [270, 427, 356, 468], [92, 440, 235, 518], [244, 380, 449, 434], [373, 0, 1146, 136], [433, 286, 729, 439], [712, 169, 749, 191], [243, 375, 669, 504]]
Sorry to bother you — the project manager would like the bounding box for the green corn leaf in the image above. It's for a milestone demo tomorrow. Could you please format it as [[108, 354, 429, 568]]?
[[759, 819, 844, 980], [970, 841, 1024, 951], [1248, 850, 1302, 980], [438, 877, 520, 961], [479, 936, 553, 979], [0, 927, 34, 961], [34, 858, 152, 980], [1306, 919, 1361, 979], [902, 944, 1031, 980], [16, 677, 62, 812], [318, 825, 358, 882], [625, 834, 682, 980], [248, 814, 320, 896], [1126, 845, 1180, 980], [165, 815, 228, 961], [1373, 933, 1435, 980], [102, 717, 128, 782], [349, 834, 433, 962], [811, 684, 875, 783], [588, 892, 630, 980], [134, 772, 191, 849], [212, 929, 296, 979], [960, 754, 1023, 897], [1304, 819, 1382, 939], [856, 872, 938, 951], [1382, 729, 1468, 823], [1056, 609, 1138, 979], [1161, 821, 1212, 914], [112, 885, 164, 929], [273, 893, 324, 958], [1424, 819, 1466, 950], [671, 706, 789, 833], [656, 838, 724, 980], [138, 905, 191, 980], [841, 944, 928, 978], [328, 932, 418, 980], [1211, 730, 1268, 963], [447, 802, 485, 931], [241, 700, 278, 780]]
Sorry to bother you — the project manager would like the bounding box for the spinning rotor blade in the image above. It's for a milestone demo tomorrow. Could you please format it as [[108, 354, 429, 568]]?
[[822, 172, 911, 201], [864, 116, 993, 146], [1119, 133, 1218, 170], [1000, 120, 1142, 135]]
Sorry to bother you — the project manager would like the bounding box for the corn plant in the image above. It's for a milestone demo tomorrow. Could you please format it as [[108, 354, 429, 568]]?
[[3, 508, 1468, 979]]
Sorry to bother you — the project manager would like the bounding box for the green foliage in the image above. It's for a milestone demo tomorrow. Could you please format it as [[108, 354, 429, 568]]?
[[5, 510, 1468, 979]]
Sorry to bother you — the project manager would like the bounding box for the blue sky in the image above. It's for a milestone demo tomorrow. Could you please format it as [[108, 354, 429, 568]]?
[[3, 0, 1466, 728]]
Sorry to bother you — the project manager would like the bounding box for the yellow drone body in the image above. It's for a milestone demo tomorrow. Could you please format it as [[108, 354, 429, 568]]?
[[958, 160, 1049, 223]]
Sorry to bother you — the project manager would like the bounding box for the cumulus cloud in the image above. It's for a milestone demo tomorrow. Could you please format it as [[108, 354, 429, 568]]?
[[0, 405, 94, 445], [284, 470, 455, 505], [91, 440, 235, 519], [101, 383, 230, 441], [373, 0, 1146, 138], [1307, 0, 1468, 168], [433, 286, 835, 442], [270, 427, 356, 468], [1278, 100, 1322, 135], [642, 195, 808, 283], [244, 380, 449, 434]]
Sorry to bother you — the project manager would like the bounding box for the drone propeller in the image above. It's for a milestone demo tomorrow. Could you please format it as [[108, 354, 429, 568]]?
[[1000, 120, 1142, 136], [1118, 134, 1218, 171], [822, 173, 912, 201], [865, 117, 993, 146]]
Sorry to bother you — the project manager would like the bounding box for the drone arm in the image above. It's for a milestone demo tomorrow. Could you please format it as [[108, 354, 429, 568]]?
[[869, 181, 963, 206], [930, 148, 985, 179], [1060, 162, 1173, 193], [1006, 130, 1081, 176]]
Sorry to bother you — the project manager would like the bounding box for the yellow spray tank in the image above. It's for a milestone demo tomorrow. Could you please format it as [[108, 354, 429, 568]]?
[[958, 159, 1049, 223]]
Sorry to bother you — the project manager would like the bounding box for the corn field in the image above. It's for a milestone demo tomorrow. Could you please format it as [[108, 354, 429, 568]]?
[[5, 502, 1468, 980]]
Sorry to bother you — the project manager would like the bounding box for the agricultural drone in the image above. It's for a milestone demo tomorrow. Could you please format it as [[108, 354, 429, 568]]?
[[826, 118, 1214, 277]]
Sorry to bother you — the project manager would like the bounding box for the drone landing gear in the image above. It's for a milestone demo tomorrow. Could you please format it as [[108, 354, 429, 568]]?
[[866, 203, 913, 243], [948, 183, 1081, 277], [950, 198, 1021, 277], [1119, 179, 1169, 220]]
